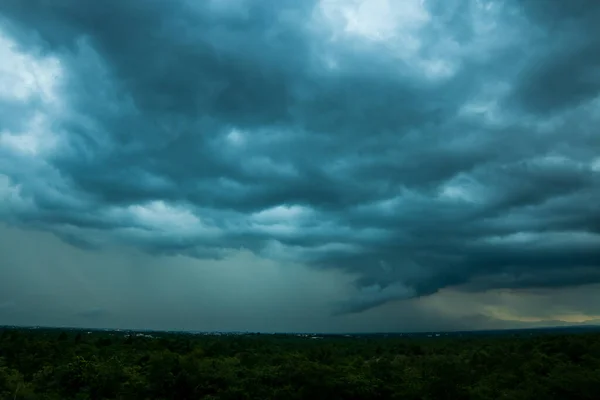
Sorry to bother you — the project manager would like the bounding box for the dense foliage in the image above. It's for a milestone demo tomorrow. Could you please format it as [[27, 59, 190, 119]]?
[[1, 328, 600, 399]]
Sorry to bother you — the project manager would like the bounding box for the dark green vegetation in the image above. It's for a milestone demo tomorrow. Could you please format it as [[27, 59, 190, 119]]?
[[1, 328, 600, 399]]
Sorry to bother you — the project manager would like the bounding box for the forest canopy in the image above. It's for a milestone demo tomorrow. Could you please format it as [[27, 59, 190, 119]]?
[[1, 328, 600, 399]]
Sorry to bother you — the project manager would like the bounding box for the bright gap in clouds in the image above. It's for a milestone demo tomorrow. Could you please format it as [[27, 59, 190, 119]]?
[[0, 30, 63, 156], [318, 0, 430, 43], [0, 32, 62, 103], [128, 201, 203, 233], [314, 0, 513, 81]]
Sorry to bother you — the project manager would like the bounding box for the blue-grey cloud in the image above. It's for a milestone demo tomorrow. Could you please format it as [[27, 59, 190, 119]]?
[[1, 0, 599, 316]]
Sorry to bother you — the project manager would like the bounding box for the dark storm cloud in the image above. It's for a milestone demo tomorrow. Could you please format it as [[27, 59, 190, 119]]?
[[1, 0, 600, 315], [507, 0, 600, 114]]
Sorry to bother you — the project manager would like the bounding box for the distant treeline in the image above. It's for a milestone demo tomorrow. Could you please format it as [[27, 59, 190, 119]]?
[[1, 327, 600, 399]]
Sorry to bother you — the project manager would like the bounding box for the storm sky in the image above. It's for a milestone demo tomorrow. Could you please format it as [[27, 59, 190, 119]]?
[[1, 0, 600, 333]]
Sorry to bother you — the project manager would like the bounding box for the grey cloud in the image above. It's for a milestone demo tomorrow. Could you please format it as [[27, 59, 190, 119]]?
[[1, 0, 600, 319]]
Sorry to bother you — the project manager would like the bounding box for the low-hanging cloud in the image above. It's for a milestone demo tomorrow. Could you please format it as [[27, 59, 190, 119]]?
[[0, 0, 599, 316]]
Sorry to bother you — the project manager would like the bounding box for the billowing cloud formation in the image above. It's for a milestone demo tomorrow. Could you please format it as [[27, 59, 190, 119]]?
[[1, 0, 599, 316]]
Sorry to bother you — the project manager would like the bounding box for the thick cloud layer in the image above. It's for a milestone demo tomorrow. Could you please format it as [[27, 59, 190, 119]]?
[[1, 0, 599, 316]]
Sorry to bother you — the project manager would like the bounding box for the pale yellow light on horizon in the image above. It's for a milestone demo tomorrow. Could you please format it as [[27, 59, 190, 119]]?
[[483, 305, 600, 324]]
